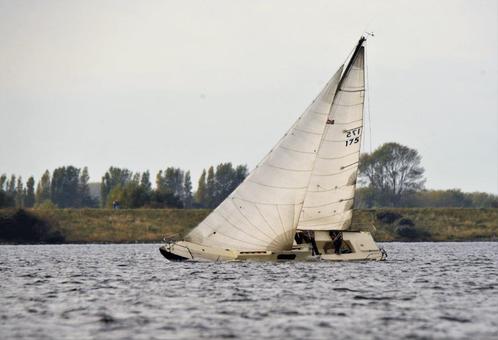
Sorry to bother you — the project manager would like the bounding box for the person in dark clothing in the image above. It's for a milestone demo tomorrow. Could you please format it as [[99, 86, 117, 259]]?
[[330, 231, 343, 255]]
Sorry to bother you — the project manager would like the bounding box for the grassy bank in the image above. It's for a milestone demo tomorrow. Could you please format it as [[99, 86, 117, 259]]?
[[1, 208, 497, 243]]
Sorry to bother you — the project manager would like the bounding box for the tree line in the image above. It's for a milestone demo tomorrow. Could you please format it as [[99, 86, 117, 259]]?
[[0, 166, 96, 209], [99, 163, 248, 209], [0, 163, 248, 209], [1, 143, 497, 209], [357, 143, 498, 208]]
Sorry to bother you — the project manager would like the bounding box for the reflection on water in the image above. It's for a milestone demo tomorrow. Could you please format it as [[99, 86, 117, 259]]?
[[0, 243, 497, 339]]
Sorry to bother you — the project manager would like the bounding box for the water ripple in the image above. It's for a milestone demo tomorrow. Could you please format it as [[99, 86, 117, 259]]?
[[0, 242, 497, 339]]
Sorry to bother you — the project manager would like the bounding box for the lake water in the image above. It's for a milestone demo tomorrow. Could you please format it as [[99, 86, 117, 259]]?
[[1, 243, 497, 339]]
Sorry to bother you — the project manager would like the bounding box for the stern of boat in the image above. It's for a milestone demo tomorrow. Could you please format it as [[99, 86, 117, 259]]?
[[299, 230, 386, 261]]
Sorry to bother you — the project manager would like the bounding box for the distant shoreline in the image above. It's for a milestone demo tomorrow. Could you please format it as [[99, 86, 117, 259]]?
[[1, 208, 497, 244]]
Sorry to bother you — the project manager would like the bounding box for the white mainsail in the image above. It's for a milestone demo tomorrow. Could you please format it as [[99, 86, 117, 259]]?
[[298, 44, 366, 231], [185, 66, 344, 251]]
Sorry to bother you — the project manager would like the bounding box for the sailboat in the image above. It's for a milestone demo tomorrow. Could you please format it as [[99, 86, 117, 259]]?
[[160, 36, 386, 261]]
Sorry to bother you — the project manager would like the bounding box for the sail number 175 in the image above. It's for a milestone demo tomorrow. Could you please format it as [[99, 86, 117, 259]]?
[[345, 128, 361, 147]]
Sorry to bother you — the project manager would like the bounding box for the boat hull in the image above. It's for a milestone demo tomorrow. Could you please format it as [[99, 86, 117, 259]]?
[[159, 231, 385, 262]]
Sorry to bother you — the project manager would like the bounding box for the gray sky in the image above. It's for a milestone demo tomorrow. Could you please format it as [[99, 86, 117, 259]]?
[[1, 0, 497, 193]]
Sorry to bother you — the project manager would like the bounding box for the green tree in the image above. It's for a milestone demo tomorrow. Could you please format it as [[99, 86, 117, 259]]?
[[359, 143, 425, 207], [25, 176, 35, 208], [0, 174, 6, 191], [101, 169, 152, 208], [0, 174, 14, 208], [156, 170, 165, 192], [156, 167, 185, 205], [210, 163, 248, 208], [213, 163, 235, 207], [140, 171, 151, 192], [164, 167, 184, 198], [7, 175, 16, 194], [100, 167, 132, 207], [469, 192, 498, 208], [0, 174, 17, 208], [79, 166, 96, 207], [36, 170, 51, 206], [183, 171, 193, 208], [105, 180, 149, 209], [15, 176, 24, 208], [51, 166, 81, 208], [206, 166, 215, 208], [195, 169, 207, 207]]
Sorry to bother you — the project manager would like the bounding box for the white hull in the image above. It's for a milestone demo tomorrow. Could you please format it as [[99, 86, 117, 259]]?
[[159, 231, 385, 262]]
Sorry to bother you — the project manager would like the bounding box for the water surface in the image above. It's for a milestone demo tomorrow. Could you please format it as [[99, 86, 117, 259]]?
[[1, 243, 497, 339]]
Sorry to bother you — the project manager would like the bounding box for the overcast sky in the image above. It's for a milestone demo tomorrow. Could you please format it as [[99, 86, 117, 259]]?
[[0, 0, 497, 193]]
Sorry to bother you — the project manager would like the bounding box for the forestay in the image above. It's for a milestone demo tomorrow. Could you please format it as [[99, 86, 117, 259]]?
[[298, 45, 365, 231], [186, 66, 344, 251]]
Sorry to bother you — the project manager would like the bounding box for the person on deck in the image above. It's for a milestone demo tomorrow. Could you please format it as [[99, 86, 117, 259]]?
[[332, 231, 343, 255]]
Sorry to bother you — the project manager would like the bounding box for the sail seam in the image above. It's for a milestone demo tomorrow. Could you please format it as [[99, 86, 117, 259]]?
[[300, 212, 351, 223], [338, 89, 365, 93], [333, 102, 363, 107], [311, 167, 356, 177], [214, 210, 273, 244], [311, 110, 329, 115], [322, 138, 354, 143], [300, 219, 350, 228], [306, 183, 354, 193], [205, 229, 267, 249], [276, 205, 289, 246], [329, 119, 362, 125], [229, 198, 278, 240], [264, 162, 313, 172], [316, 151, 358, 160], [343, 126, 363, 132], [292, 128, 323, 136], [247, 179, 308, 190], [254, 204, 281, 241], [279, 145, 317, 155], [341, 84, 364, 90], [303, 197, 354, 209], [233, 195, 303, 206], [192, 221, 266, 249]]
